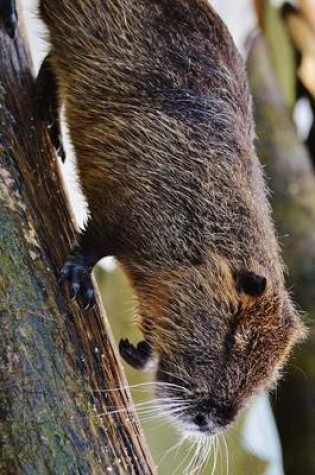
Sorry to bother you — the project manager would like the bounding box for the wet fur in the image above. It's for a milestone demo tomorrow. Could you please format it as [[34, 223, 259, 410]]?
[[39, 0, 305, 433]]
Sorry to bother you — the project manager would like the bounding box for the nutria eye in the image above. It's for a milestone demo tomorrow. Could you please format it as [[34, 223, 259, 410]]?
[[225, 331, 236, 351]]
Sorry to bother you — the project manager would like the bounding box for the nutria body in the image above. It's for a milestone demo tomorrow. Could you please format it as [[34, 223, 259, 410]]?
[[1, 0, 305, 437]]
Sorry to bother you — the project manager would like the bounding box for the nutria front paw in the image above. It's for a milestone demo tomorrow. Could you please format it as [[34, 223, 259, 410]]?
[[119, 339, 152, 370], [0, 0, 17, 38], [60, 257, 95, 311]]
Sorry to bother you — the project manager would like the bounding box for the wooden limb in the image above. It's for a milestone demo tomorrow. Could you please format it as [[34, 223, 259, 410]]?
[[247, 33, 315, 475], [0, 5, 156, 475]]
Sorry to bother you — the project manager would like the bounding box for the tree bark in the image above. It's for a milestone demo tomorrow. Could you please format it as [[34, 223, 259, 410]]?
[[247, 33, 315, 475], [0, 7, 156, 475]]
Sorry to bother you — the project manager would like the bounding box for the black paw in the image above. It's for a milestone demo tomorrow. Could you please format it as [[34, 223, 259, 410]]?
[[47, 122, 66, 162], [60, 258, 95, 311], [0, 0, 17, 38], [119, 339, 152, 370]]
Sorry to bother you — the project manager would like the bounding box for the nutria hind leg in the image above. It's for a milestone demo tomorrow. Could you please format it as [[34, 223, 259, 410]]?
[[60, 223, 110, 311], [36, 53, 66, 162], [60, 254, 96, 311], [119, 339, 152, 370], [0, 0, 17, 37]]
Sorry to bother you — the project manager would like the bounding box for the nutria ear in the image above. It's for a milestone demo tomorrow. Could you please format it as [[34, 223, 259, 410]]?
[[235, 270, 267, 297]]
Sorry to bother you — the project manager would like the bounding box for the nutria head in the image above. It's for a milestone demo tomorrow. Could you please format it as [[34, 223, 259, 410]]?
[[156, 266, 304, 436], [120, 259, 305, 437]]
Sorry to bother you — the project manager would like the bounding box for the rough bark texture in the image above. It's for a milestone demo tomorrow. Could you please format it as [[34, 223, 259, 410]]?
[[247, 33, 315, 475], [0, 8, 156, 475]]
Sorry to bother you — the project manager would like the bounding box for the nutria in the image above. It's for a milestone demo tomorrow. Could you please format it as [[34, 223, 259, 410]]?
[[1, 0, 305, 437]]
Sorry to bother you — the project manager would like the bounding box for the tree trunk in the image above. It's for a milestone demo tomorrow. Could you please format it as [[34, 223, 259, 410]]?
[[247, 33, 315, 475], [0, 6, 156, 475]]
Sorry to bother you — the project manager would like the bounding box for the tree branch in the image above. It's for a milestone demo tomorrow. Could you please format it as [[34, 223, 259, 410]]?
[[0, 6, 155, 475]]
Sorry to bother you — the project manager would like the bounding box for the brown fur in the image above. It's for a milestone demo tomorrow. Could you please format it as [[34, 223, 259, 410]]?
[[39, 0, 305, 434]]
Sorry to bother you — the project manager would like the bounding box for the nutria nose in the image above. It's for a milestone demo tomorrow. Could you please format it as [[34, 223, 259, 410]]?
[[193, 413, 208, 429], [192, 413, 218, 434], [193, 403, 238, 433]]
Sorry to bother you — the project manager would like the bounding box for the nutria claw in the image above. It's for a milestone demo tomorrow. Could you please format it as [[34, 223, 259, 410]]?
[[0, 0, 17, 38], [119, 339, 152, 370], [60, 259, 95, 311]]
